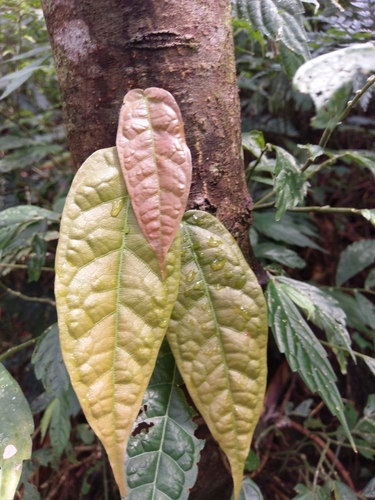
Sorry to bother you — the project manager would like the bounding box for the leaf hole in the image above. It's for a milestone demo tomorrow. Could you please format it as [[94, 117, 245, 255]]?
[[131, 421, 154, 437]]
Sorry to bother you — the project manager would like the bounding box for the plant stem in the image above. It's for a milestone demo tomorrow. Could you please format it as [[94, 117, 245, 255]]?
[[0, 281, 56, 306], [0, 338, 37, 362], [301, 74, 375, 173], [0, 263, 55, 272], [246, 146, 268, 182], [320, 339, 375, 364]]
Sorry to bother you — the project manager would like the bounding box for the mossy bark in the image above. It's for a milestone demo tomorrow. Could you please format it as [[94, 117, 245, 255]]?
[[41, 0, 266, 497]]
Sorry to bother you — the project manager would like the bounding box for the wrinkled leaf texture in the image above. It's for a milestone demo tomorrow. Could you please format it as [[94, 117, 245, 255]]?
[[55, 147, 181, 497], [116, 88, 192, 278], [125, 341, 204, 500], [0, 363, 34, 500], [233, 0, 310, 60], [167, 211, 268, 500]]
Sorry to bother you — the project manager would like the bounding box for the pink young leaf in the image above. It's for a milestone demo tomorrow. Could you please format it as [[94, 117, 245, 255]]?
[[116, 88, 192, 278]]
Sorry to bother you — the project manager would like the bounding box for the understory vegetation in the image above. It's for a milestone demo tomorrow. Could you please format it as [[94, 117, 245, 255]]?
[[0, 0, 375, 498]]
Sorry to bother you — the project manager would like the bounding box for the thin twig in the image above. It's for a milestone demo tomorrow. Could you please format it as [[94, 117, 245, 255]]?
[[0, 263, 55, 272], [288, 420, 355, 491], [0, 338, 37, 362], [0, 281, 56, 307]]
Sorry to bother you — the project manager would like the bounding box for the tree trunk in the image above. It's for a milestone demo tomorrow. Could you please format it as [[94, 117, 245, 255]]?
[[41, 0, 266, 497]]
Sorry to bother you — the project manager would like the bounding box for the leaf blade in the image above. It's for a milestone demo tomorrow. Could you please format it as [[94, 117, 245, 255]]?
[[125, 341, 204, 500], [116, 88, 192, 277], [0, 364, 34, 500], [336, 239, 375, 286], [166, 210, 268, 500], [55, 147, 181, 497]]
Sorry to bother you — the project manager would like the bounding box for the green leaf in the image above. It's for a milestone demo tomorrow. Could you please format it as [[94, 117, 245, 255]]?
[[116, 88, 192, 278], [55, 147, 181, 498], [311, 83, 352, 130], [167, 210, 268, 500], [0, 144, 64, 172], [266, 280, 355, 449], [244, 450, 260, 472], [0, 363, 34, 500], [363, 356, 375, 378], [361, 209, 375, 227], [233, 0, 310, 59], [327, 290, 374, 337], [32, 324, 70, 398], [125, 341, 204, 500], [341, 150, 375, 179], [336, 239, 375, 286], [355, 292, 375, 330], [0, 56, 50, 100], [23, 482, 41, 500], [0, 206, 60, 227], [293, 43, 375, 112], [279, 41, 305, 78], [273, 147, 308, 220], [231, 477, 264, 500], [253, 242, 306, 269], [253, 210, 324, 251], [49, 396, 71, 456], [277, 277, 355, 373], [28, 233, 47, 282], [242, 131, 265, 158]]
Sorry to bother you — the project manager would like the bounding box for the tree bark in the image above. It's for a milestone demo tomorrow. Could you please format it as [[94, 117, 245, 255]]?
[[41, 0, 266, 497]]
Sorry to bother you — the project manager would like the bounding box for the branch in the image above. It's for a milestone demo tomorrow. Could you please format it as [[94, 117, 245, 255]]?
[[0, 281, 56, 307], [0, 338, 37, 362]]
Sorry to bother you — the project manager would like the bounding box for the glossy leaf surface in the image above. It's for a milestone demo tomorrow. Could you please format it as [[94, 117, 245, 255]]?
[[125, 341, 204, 500], [266, 280, 355, 448], [116, 88, 192, 277], [55, 147, 181, 497], [166, 210, 268, 500], [0, 363, 34, 500]]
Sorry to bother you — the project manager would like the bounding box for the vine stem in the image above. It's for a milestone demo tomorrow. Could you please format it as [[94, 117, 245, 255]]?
[[0, 338, 37, 362], [288, 420, 355, 490], [252, 74, 375, 209], [0, 281, 56, 307]]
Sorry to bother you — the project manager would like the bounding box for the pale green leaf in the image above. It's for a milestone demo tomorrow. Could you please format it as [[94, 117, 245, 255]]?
[[125, 341, 204, 500], [361, 209, 375, 227], [297, 144, 325, 161], [364, 357, 375, 379], [116, 88, 192, 278], [232, 0, 310, 59], [167, 210, 268, 500], [311, 83, 352, 130], [0, 206, 60, 227], [293, 483, 331, 500], [0, 56, 50, 100], [28, 233, 47, 282], [336, 239, 375, 286], [0, 363, 34, 500], [242, 131, 265, 158], [55, 147, 181, 498], [266, 280, 355, 449], [365, 269, 375, 289], [32, 324, 70, 398], [231, 477, 264, 500], [253, 242, 306, 269], [293, 43, 375, 110], [273, 147, 308, 220], [0, 144, 64, 172]]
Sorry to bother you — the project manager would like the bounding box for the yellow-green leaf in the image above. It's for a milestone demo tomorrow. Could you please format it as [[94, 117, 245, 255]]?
[[116, 88, 192, 278], [54, 147, 181, 498], [166, 210, 268, 500]]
